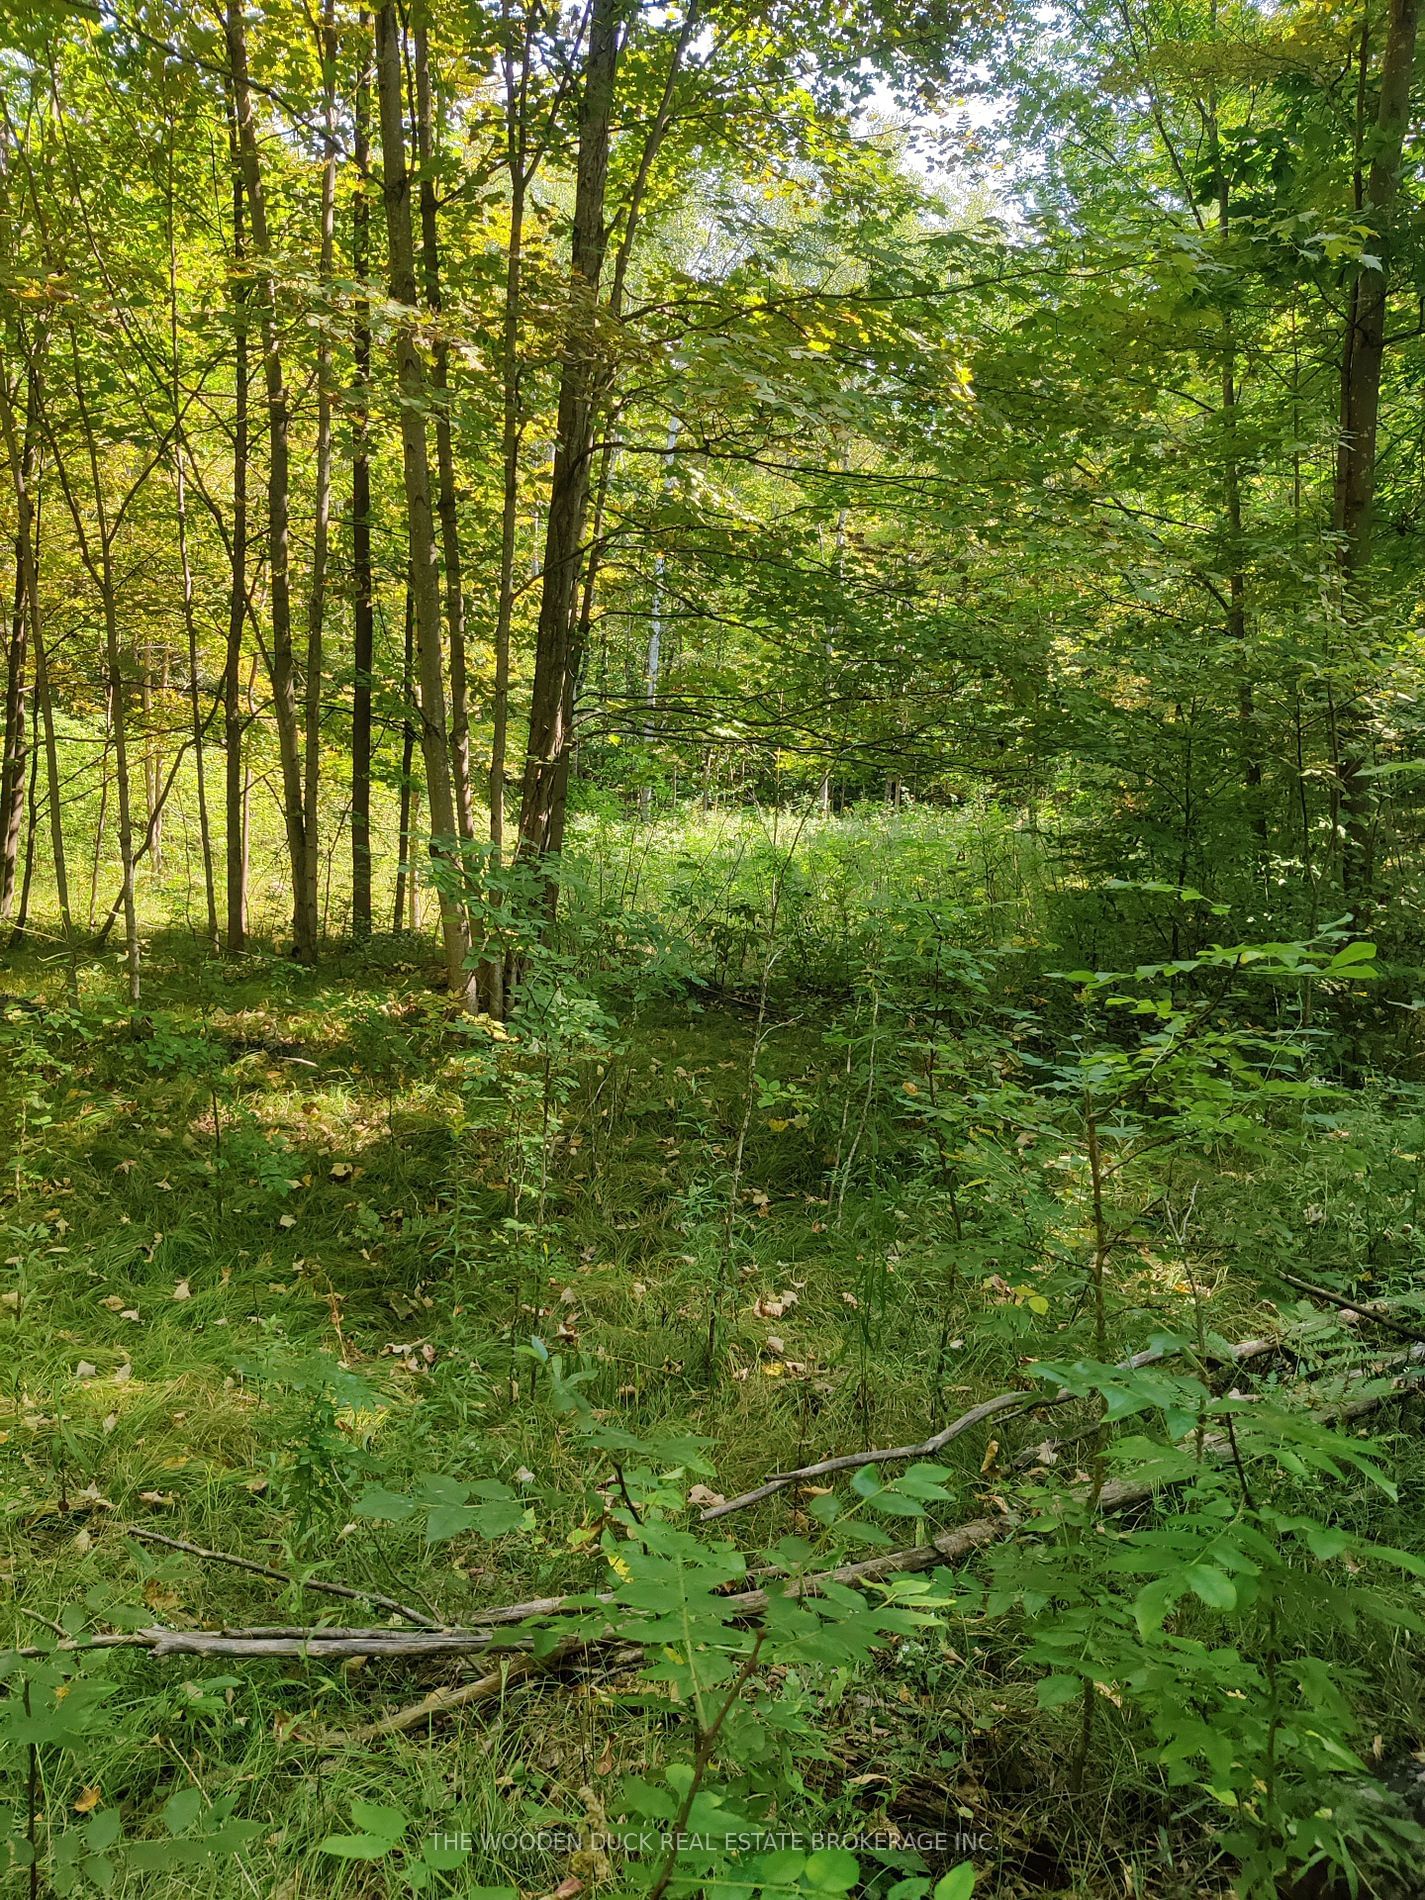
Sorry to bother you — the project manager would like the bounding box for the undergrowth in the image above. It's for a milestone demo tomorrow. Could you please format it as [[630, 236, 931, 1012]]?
[[3, 809, 1425, 1898]]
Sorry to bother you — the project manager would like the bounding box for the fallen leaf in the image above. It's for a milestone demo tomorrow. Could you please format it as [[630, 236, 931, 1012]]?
[[172, 1280, 191, 1301], [74, 1787, 101, 1814], [754, 1291, 798, 1319], [687, 1484, 725, 1508]]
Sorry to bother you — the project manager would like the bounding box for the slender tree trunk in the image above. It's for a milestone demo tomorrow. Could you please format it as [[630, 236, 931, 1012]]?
[[0, 333, 78, 997], [1211, 166, 1266, 848], [517, 0, 623, 869], [141, 639, 162, 876], [351, 18, 375, 940], [42, 327, 141, 1000], [227, 0, 314, 963], [374, 0, 470, 995], [302, 0, 338, 960], [168, 135, 218, 950], [413, 9, 475, 848], [0, 348, 39, 920], [225, 84, 249, 954], [480, 0, 534, 1018], [394, 582, 416, 934], [1333, 0, 1419, 908], [639, 413, 681, 821], [7, 696, 38, 948]]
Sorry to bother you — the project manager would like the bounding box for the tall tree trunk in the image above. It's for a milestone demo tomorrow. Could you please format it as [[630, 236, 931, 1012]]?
[[351, 17, 375, 940], [1210, 164, 1266, 850], [394, 581, 416, 934], [481, 0, 534, 1018], [0, 348, 39, 920], [7, 696, 38, 948], [44, 327, 141, 1000], [141, 639, 162, 876], [1333, 0, 1419, 908], [302, 0, 338, 960], [518, 0, 622, 868], [374, 0, 470, 996], [225, 83, 250, 954], [639, 413, 681, 822], [518, 0, 692, 880], [413, 8, 475, 848], [227, 0, 314, 963], [168, 133, 218, 951], [0, 333, 78, 998]]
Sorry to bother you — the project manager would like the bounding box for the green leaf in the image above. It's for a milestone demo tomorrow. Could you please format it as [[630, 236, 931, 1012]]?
[[319, 1833, 400, 1861], [161, 1787, 205, 1836], [804, 1847, 860, 1891], [350, 1800, 408, 1841], [933, 1868, 976, 1900], [1184, 1566, 1237, 1611]]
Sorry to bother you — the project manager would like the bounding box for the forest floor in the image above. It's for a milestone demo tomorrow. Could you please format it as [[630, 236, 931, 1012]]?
[[4, 908, 1425, 1899]]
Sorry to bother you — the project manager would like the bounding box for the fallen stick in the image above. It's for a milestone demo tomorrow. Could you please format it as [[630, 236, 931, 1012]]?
[[124, 1527, 440, 1629], [329, 1642, 645, 1745], [336, 1651, 556, 1743], [1274, 1272, 1425, 1344], [701, 1335, 1280, 1523]]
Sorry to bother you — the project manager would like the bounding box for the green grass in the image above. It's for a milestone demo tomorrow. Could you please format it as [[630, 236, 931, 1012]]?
[[4, 842, 1425, 1898]]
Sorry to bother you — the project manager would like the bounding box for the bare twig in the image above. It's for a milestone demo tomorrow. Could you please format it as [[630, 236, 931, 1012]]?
[[325, 1640, 645, 1744], [1274, 1272, 1425, 1345], [123, 1527, 440, 1628], [701, 1335, 1278, 1522]]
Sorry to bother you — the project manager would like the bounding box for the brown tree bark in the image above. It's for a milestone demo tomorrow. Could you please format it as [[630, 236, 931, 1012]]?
[[479, 0, 535, 1019], [0, 333, 78, 998], [302, 0, 339, 957], [1332, 0, 1419, 908], [517, 0, 695, 890], [225, 81, 250, 955], [0, 347, 39, 920], [351, 15, 375, 940], [227, 0, 315, 963], [394, 581, 416, 934], [374, 0, 470, 995], [413, 9, 475, 849], [167, 131, 218, 951], [517, 0, 623, 869]]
